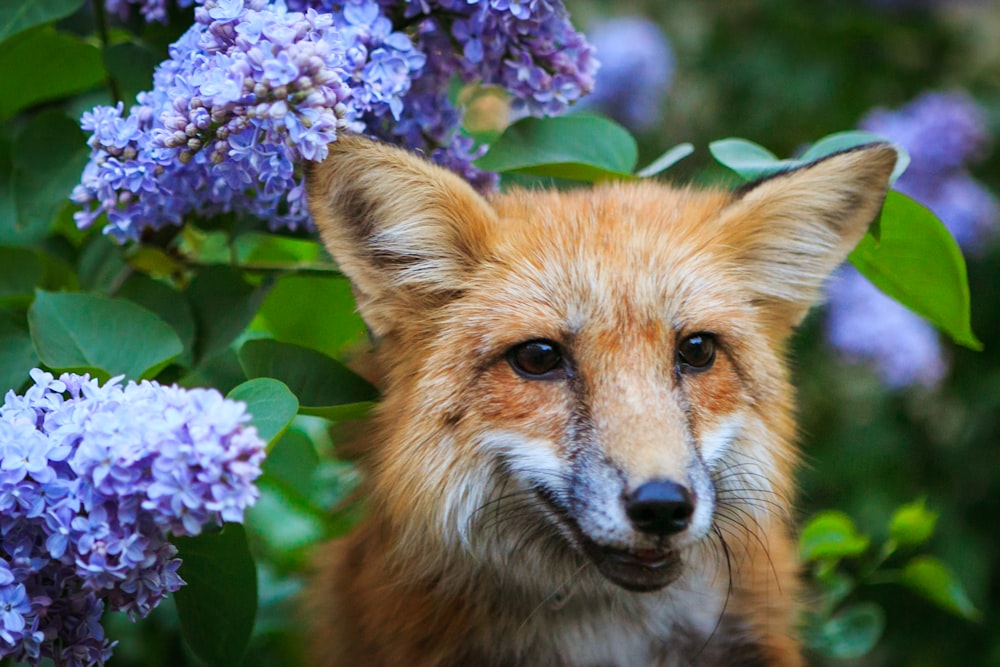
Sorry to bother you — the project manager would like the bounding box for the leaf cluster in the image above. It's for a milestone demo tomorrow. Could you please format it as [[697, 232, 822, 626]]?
[[800, 500, 979, 660]]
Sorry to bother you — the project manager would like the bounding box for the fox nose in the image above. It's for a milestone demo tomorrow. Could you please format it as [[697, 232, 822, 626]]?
[[625, 480, 694, 536]]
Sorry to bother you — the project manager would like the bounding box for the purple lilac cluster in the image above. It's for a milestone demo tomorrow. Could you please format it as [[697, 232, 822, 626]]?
[[0, 370, 265, 666], [73, 0, 354, 241], [77, 0, 596, 239], [578, 16, 674, 132], [299, 0, 596, 188], [825, 91, 997, 388]]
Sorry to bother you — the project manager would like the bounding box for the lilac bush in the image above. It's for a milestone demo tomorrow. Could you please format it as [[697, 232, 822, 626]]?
[[73, 0, 597, 241], [824, 91, 997, 388], [0, 370, 265, 665]]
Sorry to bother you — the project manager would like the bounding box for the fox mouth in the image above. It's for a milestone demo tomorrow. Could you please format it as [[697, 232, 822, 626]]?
[[581, 540, 682, 592], [533, 486, 683, 592]]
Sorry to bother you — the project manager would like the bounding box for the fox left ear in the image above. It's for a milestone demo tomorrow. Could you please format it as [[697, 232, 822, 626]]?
[[305, 135, 497, 338], [717, 143, 898, 334]]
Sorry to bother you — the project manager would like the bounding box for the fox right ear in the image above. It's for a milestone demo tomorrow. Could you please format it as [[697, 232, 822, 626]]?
[[714, 143, 898, 335], [305, 135, 497, 337]]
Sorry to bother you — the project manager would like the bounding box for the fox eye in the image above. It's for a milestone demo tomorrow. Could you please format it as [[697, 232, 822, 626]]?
[[677, 333, 717, 372], [507, 340, 566, 380]]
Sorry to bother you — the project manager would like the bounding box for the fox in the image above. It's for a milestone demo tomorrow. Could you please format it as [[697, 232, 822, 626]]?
[[302, 134, 898, 667]]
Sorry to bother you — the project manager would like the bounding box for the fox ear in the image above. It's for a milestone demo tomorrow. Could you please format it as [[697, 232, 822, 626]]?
[[718, 143, 898, 334], [305, 135, 496, 337]]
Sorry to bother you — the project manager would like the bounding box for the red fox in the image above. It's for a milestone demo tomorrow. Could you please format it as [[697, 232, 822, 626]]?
[[303, 135, 897, 666]]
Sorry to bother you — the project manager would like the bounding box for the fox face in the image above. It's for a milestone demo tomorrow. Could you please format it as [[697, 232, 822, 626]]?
[[305, 136, 896, 666]]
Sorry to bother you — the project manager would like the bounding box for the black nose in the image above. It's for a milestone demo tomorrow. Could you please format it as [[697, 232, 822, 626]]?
[[625, 480, 694, 536]]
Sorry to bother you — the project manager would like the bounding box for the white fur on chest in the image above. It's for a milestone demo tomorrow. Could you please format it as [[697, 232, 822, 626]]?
[[508, 569, 728, 667]]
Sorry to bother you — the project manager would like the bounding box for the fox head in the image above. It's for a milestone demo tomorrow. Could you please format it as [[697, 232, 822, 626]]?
[[306, 136, 896, 595]]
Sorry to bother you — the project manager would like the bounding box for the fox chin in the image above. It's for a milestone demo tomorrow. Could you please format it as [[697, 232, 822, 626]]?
[[302, 134, 897, 667]]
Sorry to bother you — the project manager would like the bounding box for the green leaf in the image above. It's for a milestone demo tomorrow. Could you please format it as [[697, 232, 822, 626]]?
[[180, 348, 247, 396], [234, 233, 324, 265], [708, 138, 792, 180], [850, 191, 981, 350], [0, 139, 16, 241], [799, 130, 909, 183], [173, 524, 258, 667], [810, 602, 885, 659], [0, 0, 85, 44], [900, 555, 981, 621], [28, 290, 183, 380], [475, 114, 638, 181], [0, 26, 104, 119], [888, 498, 938, 549], [11, 110, 89, 237], [260, 430, 319, 501], [227, 378, 299, 447], [187, 266, 272, 361], [0, 246, 44, 305], [245, 485, 325, 558], [636, 143, 695, 178], [255, 274, 366, 359], [118, 274, 197, 367], [238, 339, 378, 411], [815, 570, 855, 610], [103, 40, 160, 103], [36, 248, 79, 293], [0, 309, 38, 392], [800, 510, 871, 561], [77, 235, 130, 294], [297, 401, 374, 422], [711, 132, 907, 184]]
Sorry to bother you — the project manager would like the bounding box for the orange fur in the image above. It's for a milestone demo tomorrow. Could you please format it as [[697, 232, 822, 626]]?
[[304, 135, 897, 666]]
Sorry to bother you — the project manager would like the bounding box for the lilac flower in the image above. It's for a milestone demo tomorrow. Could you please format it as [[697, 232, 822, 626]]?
[[579, 16, 674, 131], [825, 267, 948, 388], [860, 91, 998, 250], [0, 370, 265, 666], [823, 91, 996, 388], [872, 91, 986, 164]]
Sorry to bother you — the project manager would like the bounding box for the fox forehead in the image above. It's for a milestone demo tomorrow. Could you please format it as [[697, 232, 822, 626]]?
[[444, 181, 754, 347]]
